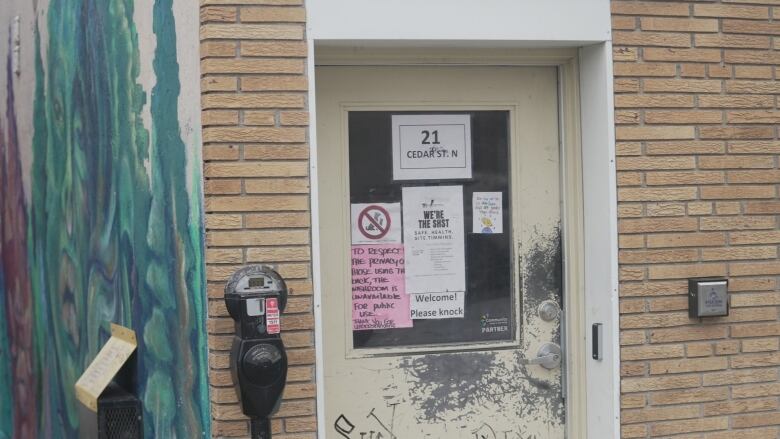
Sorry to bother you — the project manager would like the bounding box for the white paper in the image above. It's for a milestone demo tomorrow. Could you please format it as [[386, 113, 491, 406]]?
[[392, 114, 472, 181], [410, 292, 465, 319], [402, 186, 466, 294], [351, 203, 402, 244], [472, 192, 503, 234]]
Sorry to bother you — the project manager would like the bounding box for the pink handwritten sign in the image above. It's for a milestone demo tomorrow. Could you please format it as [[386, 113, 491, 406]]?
[[351, 244, 412, 330]]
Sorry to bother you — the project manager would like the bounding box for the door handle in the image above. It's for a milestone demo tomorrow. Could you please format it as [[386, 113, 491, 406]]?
[[519, 342, 562, 369]]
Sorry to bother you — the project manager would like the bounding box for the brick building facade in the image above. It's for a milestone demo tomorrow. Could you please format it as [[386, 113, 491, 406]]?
[[198, 1, 780, 437]]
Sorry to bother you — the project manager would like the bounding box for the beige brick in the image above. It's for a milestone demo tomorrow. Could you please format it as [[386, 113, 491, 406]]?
[[621, 344, 685, 361], [645, 171, 723, 185], [729, 170, 780, 184], [650, 387, 729, 405], [730, 261, 780, 275], [645, 110, 722, 124], [619, 204, 644, 218], [205, 179, 241, 195], [723, 18, 780, 35], [621, 281, 687, 297], [708, 64, 733, 78], [688, 202, 714, 215], [612, 2, 691, 16], [206, 195, 308, 212], [641, 17, 718, 32], [615, 78, 640, 92], [699, 155, 774, 169], [680, 63, 706, 78], [644, 48, 722, 62], [200, 24, 303, 40], [732, 382, 780, 398], [703, 368, 778, 386], [241, 41, 307, 57], [244, 145, 309, 160], [649, 357, 728, 375], [694, 4, 769, 19], [618, 156, 695, 170], [201, 6, 237, 22], [700, 216, 775, 230], [243, 111, 276, 126], [651, 416, 729, 436], [648, 263, 727, 280], [686, 342, 714, 357], [245, 212, 310, 228], [732, 322, 780, 337], [614, 31, 693, 47], [616, 110, 639, 125], [615, 94, 694, 108], [643, 79, 722, 93], [620, 249, 698, 264], [242, 75, 308, 91], [646, 141, 725, 155], [734, 66, 774, 79], [729, 110, 780, 124], [700, 186, 775, 200], [244, 178, 309, 194], [240, 7, 306, 23], [203, 93, 304, 109], [206, 214, 242, 230], [620, 234, 645, 249], [647, 232, 725, 248], [619, 217, 698, 233], [742, 338, 780, 352], [696, 34, 771, 49], [730, 230, 780, 245], [616, 125, 695, 140], [731, 352, 780, 368], [699, 95, 774, 108], [279, 111, 309, 126], [202, 76, 238, 92], [725, 49, 780, 64], [732, 411, 780, 429], [729, 277, 776, 291], [621, 424, 646, 439], [202, 0, 302, 4], [618, 187, 697, 202], [613, 16, 637, 31], [647, 202, 686, 217], [203, 127, 306, 143], [202, 58, 304, 75], [732, 292, 780, 307], [701, 246, 777, 261], [201, 41, 237, 58], [614, 47, 638, 62], [617, 171, 642, 186], [699, 126, 775, 140], [651, 325, 728, 343], [621, 375, 701, 393], [614, 63, 676, 77], [727, 80, 780, 94], [714, 340, 740, 355], [621, 405, 700, 424], [203, 161, 309, 177], [715, 201, 741, 215], [729, 140, 780, 153], [202, 110, 239, 126], [246, 247, 310, 263], [621, 330, 648, 346]]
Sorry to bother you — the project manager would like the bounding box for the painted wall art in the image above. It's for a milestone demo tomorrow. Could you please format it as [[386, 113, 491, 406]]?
[[0, 0, 209, 436]]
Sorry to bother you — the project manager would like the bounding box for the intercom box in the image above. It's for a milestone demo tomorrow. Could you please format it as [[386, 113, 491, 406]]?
[[688, 278, 729, 318]]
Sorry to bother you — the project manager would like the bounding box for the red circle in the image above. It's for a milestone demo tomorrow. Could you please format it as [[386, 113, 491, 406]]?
[[358, 205, 391, 240]]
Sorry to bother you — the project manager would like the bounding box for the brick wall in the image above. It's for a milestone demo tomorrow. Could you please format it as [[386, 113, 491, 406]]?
[[200, 1, 317, 437], [613, 1, 780, 437]]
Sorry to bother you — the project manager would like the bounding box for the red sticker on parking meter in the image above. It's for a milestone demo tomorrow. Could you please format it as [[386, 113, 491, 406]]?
[[350, 203, 401, 244], [265, 298, 280, 334]]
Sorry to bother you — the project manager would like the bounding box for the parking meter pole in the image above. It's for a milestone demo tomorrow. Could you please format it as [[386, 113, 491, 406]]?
[[251, 418, 271, 439]]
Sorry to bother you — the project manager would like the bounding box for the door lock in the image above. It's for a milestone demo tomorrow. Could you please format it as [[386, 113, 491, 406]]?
[[520, 342, 562, 369]]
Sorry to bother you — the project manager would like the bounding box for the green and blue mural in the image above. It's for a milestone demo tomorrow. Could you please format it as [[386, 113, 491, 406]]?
[[1, 0, 210, 437]]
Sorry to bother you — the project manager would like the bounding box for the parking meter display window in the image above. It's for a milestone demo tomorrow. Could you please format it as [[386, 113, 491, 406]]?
[[246, 298, 265, 316], [348, 111, 517, 348]]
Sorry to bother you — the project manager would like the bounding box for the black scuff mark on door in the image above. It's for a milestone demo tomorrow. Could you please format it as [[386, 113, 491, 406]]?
[[520, 225, 562, 345]]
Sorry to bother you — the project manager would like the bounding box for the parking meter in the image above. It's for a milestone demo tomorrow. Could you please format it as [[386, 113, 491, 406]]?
[[225, 265, 288, 439]]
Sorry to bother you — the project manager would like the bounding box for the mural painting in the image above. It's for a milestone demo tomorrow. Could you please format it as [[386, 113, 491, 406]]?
[[0, 0, 209, 437]]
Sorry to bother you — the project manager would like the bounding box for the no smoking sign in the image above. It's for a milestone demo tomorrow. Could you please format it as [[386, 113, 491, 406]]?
[[350, 203, 401, 244]]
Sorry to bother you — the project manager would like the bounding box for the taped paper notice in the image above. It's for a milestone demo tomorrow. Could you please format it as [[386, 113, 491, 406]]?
[[392, 114, 472, 181], [74, 324, 137, 412], [351, 203, 402, 244], [402, 185, 466, 295], [472, 192, 503, 234], [410, 291, 465, 319], [351, 244, 413, 330]]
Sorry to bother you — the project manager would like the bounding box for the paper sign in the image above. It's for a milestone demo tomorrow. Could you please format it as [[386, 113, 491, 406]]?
[[75, 323, 137, 412], [472, 192, 503, 234], [351, 203, 402, 244], [402, 186, 466, 295], [351, 244, 413, 330], [410, 292, 465, 319], [266, 298, 281, 334], [392, 115, 472, 180]]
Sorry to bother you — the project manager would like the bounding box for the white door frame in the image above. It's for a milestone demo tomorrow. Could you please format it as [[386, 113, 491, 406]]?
[[307, 44, 618, 439]]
